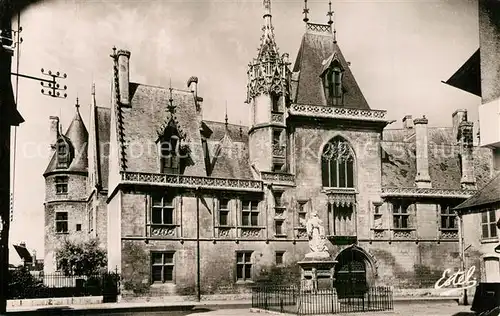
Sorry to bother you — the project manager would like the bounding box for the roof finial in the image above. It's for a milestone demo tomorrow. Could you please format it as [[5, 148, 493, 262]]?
[[303, 0, 310, 23], [75, 95, 79, 109], [167, 78, 175, 114], [263, 0, 271, 18], [327, 1, 333, 25], [225, 101, 229, 129], [91, 83, 95, 96]]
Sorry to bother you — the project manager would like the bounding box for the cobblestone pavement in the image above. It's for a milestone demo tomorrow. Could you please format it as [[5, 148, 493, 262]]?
[[188, 302, 476, 316]]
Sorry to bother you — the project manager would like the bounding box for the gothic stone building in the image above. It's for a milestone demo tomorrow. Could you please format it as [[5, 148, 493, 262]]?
[[44, 2, 495, 297], [43, 91, 110, 274]]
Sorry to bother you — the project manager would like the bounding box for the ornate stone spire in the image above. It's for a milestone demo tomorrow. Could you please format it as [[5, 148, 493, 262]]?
[[246, 0, 291, 103]]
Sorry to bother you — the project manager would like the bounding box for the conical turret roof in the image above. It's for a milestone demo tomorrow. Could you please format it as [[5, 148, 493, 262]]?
[[44, 100, 89, 176]]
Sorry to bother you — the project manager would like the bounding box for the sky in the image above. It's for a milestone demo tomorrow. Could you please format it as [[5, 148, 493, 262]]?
[[9, 0, 480, 263]]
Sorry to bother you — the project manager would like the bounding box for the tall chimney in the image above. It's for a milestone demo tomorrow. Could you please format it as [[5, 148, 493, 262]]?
[[452, 109, 468, 143], [458, 121, 476, 189], [402, 115, 414, 129], [117, 50, 131, 106], [187, 76, 203, 119], [414, 116, 432, 188], [49, 116, 59, 150]]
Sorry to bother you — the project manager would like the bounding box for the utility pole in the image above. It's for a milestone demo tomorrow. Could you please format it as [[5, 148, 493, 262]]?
[[0, 2, 68, 313], [0, 1, 23, 313]]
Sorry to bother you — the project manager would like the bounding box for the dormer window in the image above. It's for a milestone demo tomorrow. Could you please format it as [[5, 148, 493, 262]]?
[[56, 139, 70, 169], [160, 135, 180, 174], [323, 63, 344, 106], [159, 120, 186, 175]]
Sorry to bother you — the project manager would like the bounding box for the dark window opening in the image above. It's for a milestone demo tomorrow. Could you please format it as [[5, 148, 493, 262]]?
[[219, 198, 230, 226], [236, 251, 253, 281], [393, 202, 411, 229], [482, 209, 497, 239], [274, 191, 283, 208], [242, 200, 259, 226], [275, 220, 284, 235], [152, 195, 174, 225], [275, 251, 285, 266], [273, 130, 281, 146], [440, 204, 458, 230], [298, 201, 307, 227], [160, 135, 180, 174], [324, 65, 343, 106], [322, 137, 355, 188], [56, 140, 71, 169], [272, 163, 284, 172], [271, 93, 281, 113], [55, 176, 68, 194], [151, 252, 175, 283], [55, 212, 68, 234], [76, 224, 82, 231]]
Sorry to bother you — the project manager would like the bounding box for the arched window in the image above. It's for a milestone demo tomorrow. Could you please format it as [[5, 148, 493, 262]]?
[[323, 64, 343, 106], [321, 137, 355, 188], [159, 123, 181, 174]]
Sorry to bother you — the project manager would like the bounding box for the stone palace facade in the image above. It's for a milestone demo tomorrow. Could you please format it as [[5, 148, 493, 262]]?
[[43, 0, 495, 298]]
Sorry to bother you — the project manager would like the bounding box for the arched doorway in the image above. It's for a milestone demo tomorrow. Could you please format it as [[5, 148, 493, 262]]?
[[334, 248, 369, 298]]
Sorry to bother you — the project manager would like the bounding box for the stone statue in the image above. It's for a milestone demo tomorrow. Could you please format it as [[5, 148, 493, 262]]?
[[305, 211, 330, 259]]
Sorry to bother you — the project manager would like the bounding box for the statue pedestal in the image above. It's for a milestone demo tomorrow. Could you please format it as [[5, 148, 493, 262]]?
[[298, 254, 337, 291]]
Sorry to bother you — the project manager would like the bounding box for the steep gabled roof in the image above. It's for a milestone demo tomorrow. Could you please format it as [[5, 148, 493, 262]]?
[[95, 107, 111, 189], [381, 127, 493, 190], [203, 121, 253, 179], [292, 25, 370, 109], [119, 83, 206, 176], [455, 173, 500, 212]]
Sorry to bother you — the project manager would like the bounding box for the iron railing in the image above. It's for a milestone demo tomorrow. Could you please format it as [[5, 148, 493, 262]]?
[[252, 285, 393, 315], [8, 270, 120, 300]]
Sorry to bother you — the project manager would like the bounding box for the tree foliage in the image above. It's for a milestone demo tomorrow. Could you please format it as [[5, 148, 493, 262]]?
[[56, 238, 107, 277]]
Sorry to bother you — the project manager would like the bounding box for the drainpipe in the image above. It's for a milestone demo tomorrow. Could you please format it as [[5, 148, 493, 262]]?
[[458, 214, 468, 305], [196, 187, 201, 302]]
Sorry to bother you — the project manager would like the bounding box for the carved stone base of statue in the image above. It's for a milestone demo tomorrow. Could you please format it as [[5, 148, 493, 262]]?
[[298, 257, 338, 291], [304, 251, 331, 260]]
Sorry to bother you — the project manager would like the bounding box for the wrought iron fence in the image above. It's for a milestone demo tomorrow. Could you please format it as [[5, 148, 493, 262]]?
[[252, 285, 393, 315], [8, 270, 120, 300]]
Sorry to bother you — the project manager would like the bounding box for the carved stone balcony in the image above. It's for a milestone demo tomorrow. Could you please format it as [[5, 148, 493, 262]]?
[[261, 171, 295, 186], [381, 187, 476, 199], [121, 171, 263, 192], [289, 104, 387, 122], [272, 144, 286, 157]]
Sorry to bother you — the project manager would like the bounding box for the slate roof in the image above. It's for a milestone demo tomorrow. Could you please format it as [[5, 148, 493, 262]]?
[[121, 83, 207, 176], [292, 25, 370, 109], [44, 106, 89, 176], [203, 121, 253, 179], [455, 173, 500, 211], [95, 107, 111, 189], [381, 127, 493, 190]]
